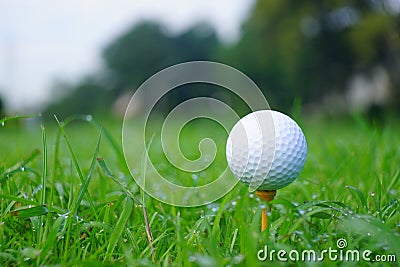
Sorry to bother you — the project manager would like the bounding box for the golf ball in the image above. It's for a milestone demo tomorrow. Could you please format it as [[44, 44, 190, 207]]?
[[226, 110, 307, 190]]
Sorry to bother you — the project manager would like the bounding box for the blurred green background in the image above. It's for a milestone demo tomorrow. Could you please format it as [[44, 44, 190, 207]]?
[[1, 0, 399, 119]]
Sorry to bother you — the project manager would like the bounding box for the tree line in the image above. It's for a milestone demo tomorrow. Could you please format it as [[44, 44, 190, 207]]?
[[44, 0, 400, 118]]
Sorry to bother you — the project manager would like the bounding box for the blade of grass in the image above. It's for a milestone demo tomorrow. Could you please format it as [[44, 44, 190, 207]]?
[[38, 215, 65, 265], [0, 194, 63, 216], [0, 149, 40, 184], [54, 115, 101, 259], [105, 195, 133, 260], [11, 205, 48, 218], [230, 228, 238, 254], [54, 116, 98, 217], [212, 195, 230, 238], [345, 185, 367, 210], [39, 125, 47, 243], [96, 158, 141, 204], [140, 134, 155, 256], [0, 114, 38, 125]]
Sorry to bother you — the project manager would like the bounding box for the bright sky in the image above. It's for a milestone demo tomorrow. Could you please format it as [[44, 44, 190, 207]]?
[[0, 0, 255, 112]]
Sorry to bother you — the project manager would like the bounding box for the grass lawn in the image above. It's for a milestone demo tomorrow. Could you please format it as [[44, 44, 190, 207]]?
[[0, 113, 399, 266]]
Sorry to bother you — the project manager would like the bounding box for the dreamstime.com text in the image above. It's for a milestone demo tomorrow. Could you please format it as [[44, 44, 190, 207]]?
[[257, 238, 396, 263]]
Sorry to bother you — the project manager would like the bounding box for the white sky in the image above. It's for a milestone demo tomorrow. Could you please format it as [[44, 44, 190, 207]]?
[[0, 0, 255, 112]]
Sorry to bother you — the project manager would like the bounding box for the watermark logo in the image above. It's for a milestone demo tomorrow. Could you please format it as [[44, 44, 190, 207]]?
[[122, 61, 273, 207], [336, 238, 347, 249], [257, 238, 396, 263]]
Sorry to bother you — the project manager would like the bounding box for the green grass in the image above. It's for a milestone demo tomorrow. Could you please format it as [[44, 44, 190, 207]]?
[[0, 114, 399, 266]]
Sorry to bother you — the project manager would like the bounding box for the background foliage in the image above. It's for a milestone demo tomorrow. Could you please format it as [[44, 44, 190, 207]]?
[[43, 0, 400, 118]]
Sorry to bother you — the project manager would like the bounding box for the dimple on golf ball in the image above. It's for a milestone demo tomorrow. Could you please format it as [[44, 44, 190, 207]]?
[[226, 110, 307, 191]]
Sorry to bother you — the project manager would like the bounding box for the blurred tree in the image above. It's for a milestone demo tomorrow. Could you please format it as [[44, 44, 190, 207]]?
[[103, 22, 219, 96], [44, 2, 400, 116], [44, 22, 220, 117], [44, 77, 111, 119], [227, 0, 400, 110]]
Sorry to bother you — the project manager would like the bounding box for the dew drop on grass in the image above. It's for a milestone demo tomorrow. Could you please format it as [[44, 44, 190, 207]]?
[[259, 204, 266, 209], [370, 192, 375, 197], [312, 193, 318, 199], [249, 193, 254, 199], [231, 201, 237, 206], [211, 207, 219, 212], [33, 185, 42, 195], [20, 166, 25, 172], [1, 121, 4, 126], [86, 115, 93, 121]]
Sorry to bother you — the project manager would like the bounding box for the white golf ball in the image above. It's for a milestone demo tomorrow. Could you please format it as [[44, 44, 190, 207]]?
[[226, 110, 307, 191]]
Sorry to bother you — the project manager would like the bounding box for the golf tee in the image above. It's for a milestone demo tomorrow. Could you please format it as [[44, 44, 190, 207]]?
[[255, 190, 276, 231]]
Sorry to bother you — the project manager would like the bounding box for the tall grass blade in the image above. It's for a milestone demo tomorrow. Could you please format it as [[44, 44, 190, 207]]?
[[11, 205, 48, 218], [105, 195, 133, 260], [345, 185, 367, 210]]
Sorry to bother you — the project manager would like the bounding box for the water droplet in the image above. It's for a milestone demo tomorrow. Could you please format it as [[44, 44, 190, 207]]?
[[211, 207, 219, 212], [298, 209, 306, 215], [259, 204, 266, 209], [249, 193, 254, 199], [312, 193, 318, 199], [20, 166, 25, 172], [33, 185, 43, 195], [231, 201, 237, 206], [370, 192, 375, 197], [1, 121, 4, 126], [86, 115, 93, 121]]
